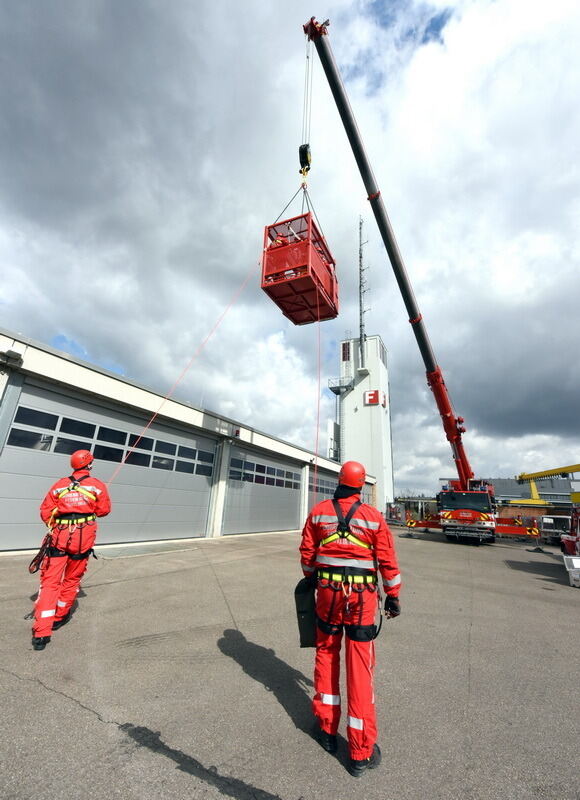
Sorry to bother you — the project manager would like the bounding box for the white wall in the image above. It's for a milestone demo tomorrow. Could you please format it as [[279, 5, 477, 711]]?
[[339, 335, 394, 511]]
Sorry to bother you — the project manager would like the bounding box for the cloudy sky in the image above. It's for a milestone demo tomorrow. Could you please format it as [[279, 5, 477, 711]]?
[[1, 0, 579, 495]]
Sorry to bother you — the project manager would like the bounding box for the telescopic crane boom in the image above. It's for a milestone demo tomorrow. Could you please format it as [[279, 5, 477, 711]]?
[[304, 17, 477, 491]]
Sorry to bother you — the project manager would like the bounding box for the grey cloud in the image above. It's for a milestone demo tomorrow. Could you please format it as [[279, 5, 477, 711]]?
[[1, 0, 579, 494]]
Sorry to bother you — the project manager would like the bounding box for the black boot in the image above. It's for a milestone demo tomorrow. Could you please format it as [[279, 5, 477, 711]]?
[[318, 727, 338, 754], [32, 636, 51, 651], [348, 743, 382, 777], [52, 611, 72, 630]]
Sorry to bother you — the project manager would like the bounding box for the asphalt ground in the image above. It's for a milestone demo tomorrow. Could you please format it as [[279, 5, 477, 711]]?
[[0, 528, 578, 800]]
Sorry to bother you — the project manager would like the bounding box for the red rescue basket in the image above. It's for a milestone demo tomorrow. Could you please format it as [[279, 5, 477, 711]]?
[[261, 212, 339, 325]]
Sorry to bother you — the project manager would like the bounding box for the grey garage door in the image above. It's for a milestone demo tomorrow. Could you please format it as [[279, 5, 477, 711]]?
[[0, 380, 217, 549], [308, 468, 338, 510], [221, 446, 302, 534], [308, 469, 372, 509]]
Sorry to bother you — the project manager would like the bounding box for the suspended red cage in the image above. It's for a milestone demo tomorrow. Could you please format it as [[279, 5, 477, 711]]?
[[261, 212, 339, 325]]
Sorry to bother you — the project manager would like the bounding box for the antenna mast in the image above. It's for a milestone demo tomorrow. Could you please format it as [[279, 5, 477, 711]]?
[[358, 216, 368, 369]]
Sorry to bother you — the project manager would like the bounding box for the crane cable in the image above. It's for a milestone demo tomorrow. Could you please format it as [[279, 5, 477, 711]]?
[[302, 39, 324, 496], [301, 38, 314, 158], [299, 38, 314, 184], [105, 43, 324, 497], [265, 38, 325, 498]]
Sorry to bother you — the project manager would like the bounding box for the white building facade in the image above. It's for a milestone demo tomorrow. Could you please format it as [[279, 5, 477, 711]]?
[[330, 335, 394, 512], [0, 327, 377, 550]]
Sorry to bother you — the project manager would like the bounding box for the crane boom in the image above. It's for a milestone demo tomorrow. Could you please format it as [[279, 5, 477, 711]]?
[[517, 465, 580, 481], [304, 18, 475, 489]]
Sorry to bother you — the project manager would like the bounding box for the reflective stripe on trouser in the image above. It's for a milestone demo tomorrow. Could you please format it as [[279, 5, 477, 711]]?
[[312, 584, 377, 759], [33, 555, 90, 637]]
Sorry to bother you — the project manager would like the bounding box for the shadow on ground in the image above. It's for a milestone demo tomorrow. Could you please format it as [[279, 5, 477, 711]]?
[[504, 556, 569, 586], [217, 629, 313, 733], [217, 629, 350, 772], [121, 723, 285, 800]]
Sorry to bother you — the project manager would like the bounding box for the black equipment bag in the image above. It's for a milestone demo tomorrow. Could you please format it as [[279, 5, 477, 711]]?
[[294, 577, 317, 648]]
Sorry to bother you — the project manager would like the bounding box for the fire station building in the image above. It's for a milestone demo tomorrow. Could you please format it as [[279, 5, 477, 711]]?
[[0, 328, 375, 551]]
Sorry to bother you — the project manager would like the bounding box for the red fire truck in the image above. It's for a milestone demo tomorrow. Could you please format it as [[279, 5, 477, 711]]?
[[436, 480, 496, 543]]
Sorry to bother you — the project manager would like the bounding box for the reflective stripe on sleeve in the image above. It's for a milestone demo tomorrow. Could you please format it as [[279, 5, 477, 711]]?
[[384, 574, 401, 588], [40, 609, 55, 618], [347, 716, 364, 730], [302, 564, 315, 573], [321, 693, 341, 706], [57, 600, 67, 607]]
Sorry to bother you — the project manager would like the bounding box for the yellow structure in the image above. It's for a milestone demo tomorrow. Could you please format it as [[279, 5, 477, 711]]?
[[508, 478, 545, 506], [516, 465, 580, 505]]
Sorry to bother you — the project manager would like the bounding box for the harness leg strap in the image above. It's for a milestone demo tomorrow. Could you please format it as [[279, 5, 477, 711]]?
[[69, 548, 93, 561], [317, 617, 342, 636], [344, 623, 377, 642]]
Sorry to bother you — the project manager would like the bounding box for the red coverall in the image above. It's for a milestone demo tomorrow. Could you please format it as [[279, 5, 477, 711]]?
[[299, 494, 401, 761], [33, 468, 111, 637]]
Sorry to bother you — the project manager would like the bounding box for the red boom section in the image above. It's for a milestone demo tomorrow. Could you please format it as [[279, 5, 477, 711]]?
[[261, 212, 339, 325], [304, 18, 488, 495], [428, 367, 473, 490]]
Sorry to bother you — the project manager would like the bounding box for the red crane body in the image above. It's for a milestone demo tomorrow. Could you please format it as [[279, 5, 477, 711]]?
[[304, 18, 498, 542]]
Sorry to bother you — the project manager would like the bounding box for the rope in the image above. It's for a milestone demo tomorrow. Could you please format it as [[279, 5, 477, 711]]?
[[312, 287, 321, 499], [106, 259, 260, 487]]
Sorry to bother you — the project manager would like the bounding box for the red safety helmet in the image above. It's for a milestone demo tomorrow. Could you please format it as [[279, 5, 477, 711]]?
[[70, 449, 94, 470], [338, 460, 366, 488]]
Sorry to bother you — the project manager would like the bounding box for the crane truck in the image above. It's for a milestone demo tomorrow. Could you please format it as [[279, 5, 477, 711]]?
[[303, 17, 496, 543]]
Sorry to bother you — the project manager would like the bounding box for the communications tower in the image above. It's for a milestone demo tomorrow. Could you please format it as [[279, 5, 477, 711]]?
[[328, 219, 395, 511]]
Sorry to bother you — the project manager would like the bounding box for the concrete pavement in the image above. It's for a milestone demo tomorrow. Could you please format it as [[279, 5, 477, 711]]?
[[0, 528, 578, 800]]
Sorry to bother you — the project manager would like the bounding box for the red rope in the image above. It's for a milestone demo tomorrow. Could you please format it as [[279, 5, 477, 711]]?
[[312, 288, 321, 499], [107, 260, 260, 487]]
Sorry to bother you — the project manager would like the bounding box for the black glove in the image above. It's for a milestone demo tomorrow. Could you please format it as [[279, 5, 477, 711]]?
[[384, 596, 401, 618], [303, 573, 317, 588]]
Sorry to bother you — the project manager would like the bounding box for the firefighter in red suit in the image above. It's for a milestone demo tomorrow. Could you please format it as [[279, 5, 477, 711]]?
[[299, 461, 401, 777], [31, 450, 111, 651]]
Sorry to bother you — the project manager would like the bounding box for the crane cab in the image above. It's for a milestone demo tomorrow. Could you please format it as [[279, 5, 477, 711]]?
[[261, 212, 339, 325]]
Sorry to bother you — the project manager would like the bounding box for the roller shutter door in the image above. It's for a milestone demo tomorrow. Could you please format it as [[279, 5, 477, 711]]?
[[222, 446, 302, 534], [308, 468, 338, 509], [309, 469, 372, 507], [0, 381, 216, 549]]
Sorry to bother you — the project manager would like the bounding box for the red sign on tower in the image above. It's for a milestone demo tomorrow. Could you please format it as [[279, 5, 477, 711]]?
[[364, 390, 386, 407]]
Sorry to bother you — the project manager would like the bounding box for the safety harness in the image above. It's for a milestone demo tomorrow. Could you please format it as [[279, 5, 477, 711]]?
[[319, 499, 370, 549], [316, 499, 383, 640], [318, 571, 376, 584], [54, 474, 97, 504], [28, 475, 98, 573]]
